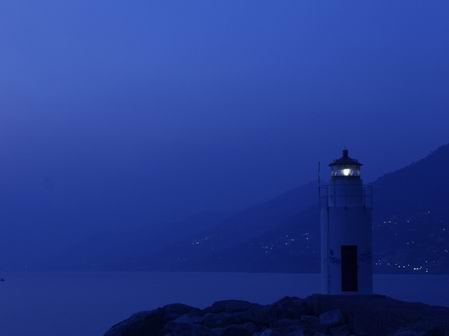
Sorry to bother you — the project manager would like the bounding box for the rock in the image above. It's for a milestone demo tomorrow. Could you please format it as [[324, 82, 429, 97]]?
[[210, 328, 224, 336], [220, 323, 256, 336], [329, 324, 351, 336], [392, 324, 446, 336], [205, 300, 256, 314], [241, 322, 257, 334], [174, 314, 203, 324], [104, 304, 200, 336], [236, 305, 269, 325], [200, 305, 268, 328], [164, 322, 212, 336], [259, 329, 281, 336], [210, 323, 257, 336], [267, 297, 309, 322], [105, 310, 166, 336], [163, 304, 202, 320], [270, 319, 304, 334], [300, 315, 322, 331], [104, 295, 449, 336], [319, 310, 345, 328], [393, 330, 426, 336], [286, 331, 307, 336], [200, 313, 235, 328]]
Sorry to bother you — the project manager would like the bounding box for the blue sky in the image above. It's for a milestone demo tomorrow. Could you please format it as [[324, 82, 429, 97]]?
[[1, 0, 449, 218]]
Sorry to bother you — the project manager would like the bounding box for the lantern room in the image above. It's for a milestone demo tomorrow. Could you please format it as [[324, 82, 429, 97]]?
[[329, 149, 362, 178]]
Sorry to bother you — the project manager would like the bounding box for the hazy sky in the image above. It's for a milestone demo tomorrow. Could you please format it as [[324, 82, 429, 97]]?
[[1, 0, 449, 220]]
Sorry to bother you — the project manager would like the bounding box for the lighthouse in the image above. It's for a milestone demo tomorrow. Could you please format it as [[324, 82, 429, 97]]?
[[320, 149, 373, 294]]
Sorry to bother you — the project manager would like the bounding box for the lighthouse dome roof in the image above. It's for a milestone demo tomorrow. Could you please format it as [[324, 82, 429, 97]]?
[[329, 149, 362, 167]]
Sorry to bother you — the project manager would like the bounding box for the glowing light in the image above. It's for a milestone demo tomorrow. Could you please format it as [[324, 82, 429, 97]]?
[[342, 168, 352, 176]]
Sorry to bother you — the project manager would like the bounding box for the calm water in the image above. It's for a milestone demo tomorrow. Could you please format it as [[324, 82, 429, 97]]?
[[1, 272, 448, 336]]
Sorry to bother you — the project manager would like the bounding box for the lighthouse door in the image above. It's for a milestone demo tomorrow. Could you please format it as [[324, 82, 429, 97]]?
[[341, 245, 358, 292]]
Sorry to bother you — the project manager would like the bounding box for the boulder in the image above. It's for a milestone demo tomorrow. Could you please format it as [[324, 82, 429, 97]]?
[[393, 330, 428, 336], [163, 322, 212, 336], [236, 305, 269, 325], [174, 314, 203, 324], [300, 315, 322, 331], [205, 300, 256, 314], [201, 313, 233, 328], [392, 324, 447, 336], [270, 319, 304, 334], [200, 305, 268, 328], [219, 323, 256, 336], [104, 310, 167, 336], [329, 324, 351, 336], [258, 329, 282, 336], [163, 304, 202, 320], [267, 297, 309, 322], [319, 310, 345, 328], [286, 331, 308, 336], [104, 304, 200, 336]]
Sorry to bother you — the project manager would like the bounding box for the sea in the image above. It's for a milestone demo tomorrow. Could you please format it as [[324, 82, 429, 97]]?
[[1, 272, 448, 336]]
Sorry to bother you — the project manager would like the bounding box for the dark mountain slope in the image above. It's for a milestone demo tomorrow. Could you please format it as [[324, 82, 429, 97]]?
[[145, 181, 319, 271], [374, 144, 449, 217], [159, 144, 449, 273], [372, 145, 449, 273]]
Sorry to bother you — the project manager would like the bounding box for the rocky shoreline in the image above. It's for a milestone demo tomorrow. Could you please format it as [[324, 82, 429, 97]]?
[[104, 295, 449, 336]]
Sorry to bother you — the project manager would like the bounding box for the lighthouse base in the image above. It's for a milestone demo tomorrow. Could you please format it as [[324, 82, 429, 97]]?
[[321, 206, 373, 295]]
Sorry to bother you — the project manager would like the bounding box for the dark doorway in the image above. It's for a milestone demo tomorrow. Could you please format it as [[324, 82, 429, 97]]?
[[341, 245, 358, 292]]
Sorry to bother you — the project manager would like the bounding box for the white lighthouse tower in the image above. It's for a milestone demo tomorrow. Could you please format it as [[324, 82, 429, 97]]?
[[320, 149, 373, 294]]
